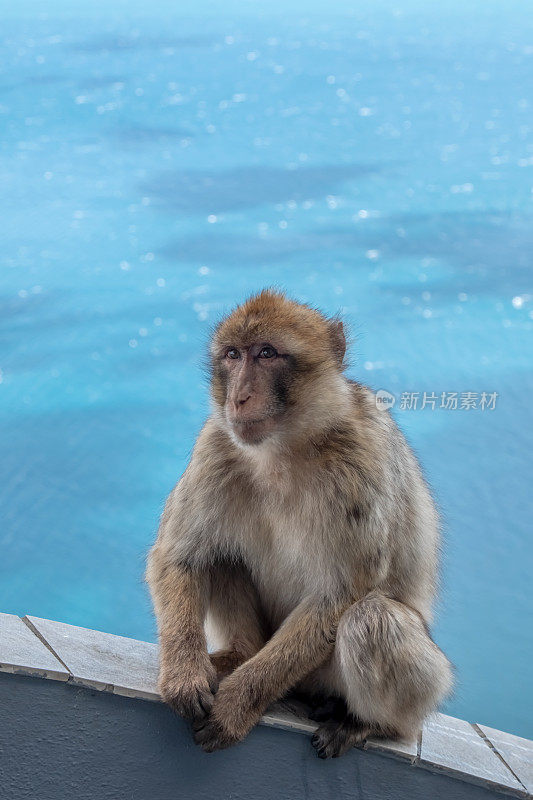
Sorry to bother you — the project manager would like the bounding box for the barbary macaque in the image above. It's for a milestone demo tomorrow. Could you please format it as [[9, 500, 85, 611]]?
[[146, 290, 452, 757]]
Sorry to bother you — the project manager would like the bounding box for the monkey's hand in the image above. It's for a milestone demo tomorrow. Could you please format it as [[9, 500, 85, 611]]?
[[159, 660, 219, 722], [192, 672, 259, 752]]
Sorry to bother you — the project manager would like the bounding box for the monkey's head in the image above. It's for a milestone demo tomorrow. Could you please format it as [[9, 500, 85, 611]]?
[[210, 290, 348, 446]]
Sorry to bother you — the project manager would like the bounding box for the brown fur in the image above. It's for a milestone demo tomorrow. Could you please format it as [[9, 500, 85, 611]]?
[[146, 290, 452, 756]]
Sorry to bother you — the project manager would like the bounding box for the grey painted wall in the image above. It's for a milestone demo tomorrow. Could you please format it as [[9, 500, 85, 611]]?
[[1, 673, 504, 800]]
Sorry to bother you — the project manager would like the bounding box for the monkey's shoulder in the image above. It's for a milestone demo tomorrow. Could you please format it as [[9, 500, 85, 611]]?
[[345, 380, 420, 471], [312, 383, 397, 472]]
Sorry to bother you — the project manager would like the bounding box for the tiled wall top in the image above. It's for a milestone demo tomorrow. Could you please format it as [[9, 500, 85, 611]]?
[[1, 612, 531, 797]]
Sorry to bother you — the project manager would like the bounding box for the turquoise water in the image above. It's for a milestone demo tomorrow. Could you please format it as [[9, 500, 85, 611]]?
[[1, 0, 531, 737]]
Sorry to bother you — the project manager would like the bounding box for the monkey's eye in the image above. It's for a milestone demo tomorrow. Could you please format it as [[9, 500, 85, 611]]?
[[258, 345, 277, 359], [226, 348, 240, 360]]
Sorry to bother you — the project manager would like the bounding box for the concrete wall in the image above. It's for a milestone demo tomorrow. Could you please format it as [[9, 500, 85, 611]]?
[[1, 612, 531, 800]]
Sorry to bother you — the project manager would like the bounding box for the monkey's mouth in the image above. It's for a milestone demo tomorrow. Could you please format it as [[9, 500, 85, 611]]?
[[229, 415, 278, 445]]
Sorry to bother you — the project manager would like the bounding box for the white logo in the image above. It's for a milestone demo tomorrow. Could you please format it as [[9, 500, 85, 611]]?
[[375, 389, 396, 411]]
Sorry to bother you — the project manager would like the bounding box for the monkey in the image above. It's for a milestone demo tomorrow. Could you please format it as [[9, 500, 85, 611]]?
[[146, 289, 452, 758]]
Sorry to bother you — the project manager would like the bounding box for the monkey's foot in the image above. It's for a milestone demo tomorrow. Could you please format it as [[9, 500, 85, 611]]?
[[311, 715, 372, 759], [209, 649, 246, 681]]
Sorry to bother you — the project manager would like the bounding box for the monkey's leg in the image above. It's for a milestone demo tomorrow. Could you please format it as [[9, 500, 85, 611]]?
[[312, 592, 452, 758], [146, 552, 217, 721], [206, 562, 268, 680]]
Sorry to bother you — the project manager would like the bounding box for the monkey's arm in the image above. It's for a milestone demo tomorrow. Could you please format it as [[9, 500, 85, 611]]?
[[147, 549, 217, 720], [193, 596, 344, 751]]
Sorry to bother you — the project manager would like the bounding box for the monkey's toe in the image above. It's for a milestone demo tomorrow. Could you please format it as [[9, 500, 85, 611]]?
[[311, 717, 370, 759]]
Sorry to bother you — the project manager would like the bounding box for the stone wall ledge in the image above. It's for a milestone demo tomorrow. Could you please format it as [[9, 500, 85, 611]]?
[[1, 611, 531, 799]]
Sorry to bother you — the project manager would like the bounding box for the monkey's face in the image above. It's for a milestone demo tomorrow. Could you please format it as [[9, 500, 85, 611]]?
[[209, 291, 347, 447], [212, 340, 294, 445]]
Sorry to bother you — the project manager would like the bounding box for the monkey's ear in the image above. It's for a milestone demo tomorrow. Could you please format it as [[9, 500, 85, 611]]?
[[328, 319, 346, 367]]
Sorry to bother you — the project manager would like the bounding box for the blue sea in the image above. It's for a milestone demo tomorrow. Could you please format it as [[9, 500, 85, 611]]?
[[1, 0, 531, 738]]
